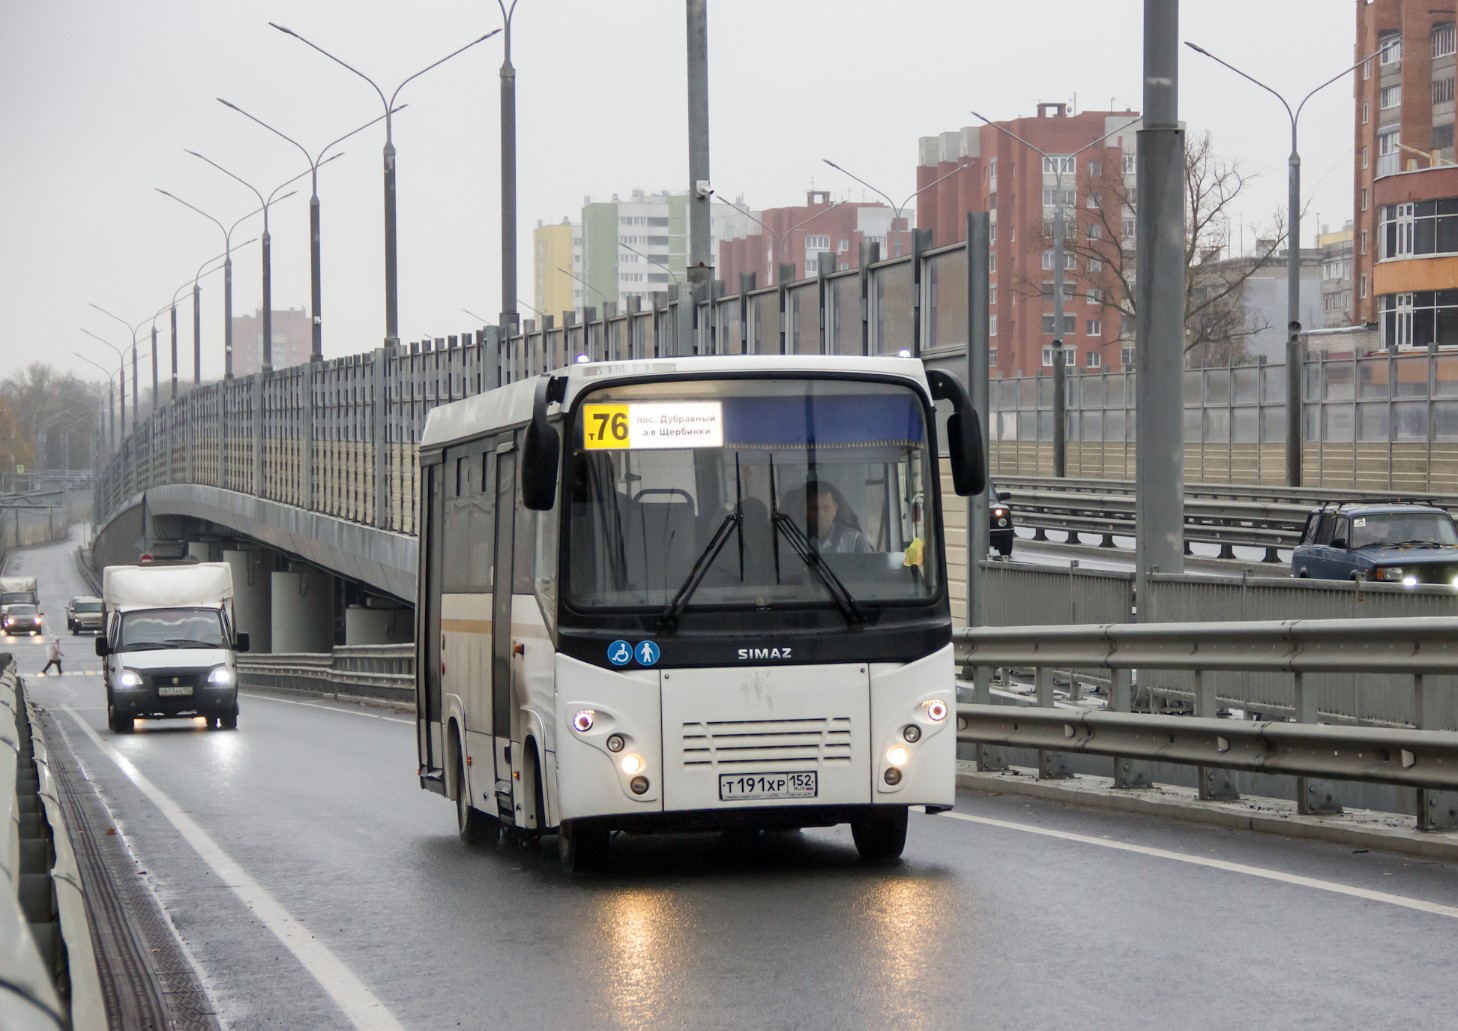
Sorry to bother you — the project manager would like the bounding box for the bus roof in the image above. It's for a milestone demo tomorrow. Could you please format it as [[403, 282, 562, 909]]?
[[419, 354, 934, 451]]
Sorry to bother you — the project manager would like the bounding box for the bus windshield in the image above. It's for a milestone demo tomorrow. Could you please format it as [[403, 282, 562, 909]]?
[[564, 377, 939, 613]]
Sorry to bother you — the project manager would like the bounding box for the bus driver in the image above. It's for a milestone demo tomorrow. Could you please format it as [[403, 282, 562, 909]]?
[[804, 480, 873, 554]]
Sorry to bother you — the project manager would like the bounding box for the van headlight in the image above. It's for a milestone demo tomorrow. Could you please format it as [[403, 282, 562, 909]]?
[[117, 670, 143, 689], [1373, 567, 1404, 582], [208, 666, 235, 686]]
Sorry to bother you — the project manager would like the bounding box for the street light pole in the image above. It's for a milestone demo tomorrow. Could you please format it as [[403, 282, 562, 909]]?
[[969, 112, 1142, 478], [269, 22, 500, 350], [73, 352, 118, 452], [1186, 41, 1386, 487], [88, 304, 150, 432], [498, 1, 520, 340], [79, 330, 125, 437], [171, 257, 231, 400], [822, 159, 968, 258], [557, 266, 609, 309], [218, 101, 395, 363]]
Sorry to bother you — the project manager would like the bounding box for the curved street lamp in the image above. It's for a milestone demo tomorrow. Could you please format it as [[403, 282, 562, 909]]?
[[217, 100, 400, 363], [820, 159, 969, 258], [269, 22, 500, 348], [179, 239, 254, 389], [713, 195, 845, 284], [968, 112, 1141, 477], [78, 329, 126, 437], [557, 265, 609, 308], [73, 352, 120, 451], [185, 149, 320, 374], [87, 304, 152, 432], [619, 240, 680, 286], [1185, 40, 1390, 487]]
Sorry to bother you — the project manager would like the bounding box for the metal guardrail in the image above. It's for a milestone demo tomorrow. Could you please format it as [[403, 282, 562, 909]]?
[[238, 644, 414, 705], [956, 617, 1458, 829]]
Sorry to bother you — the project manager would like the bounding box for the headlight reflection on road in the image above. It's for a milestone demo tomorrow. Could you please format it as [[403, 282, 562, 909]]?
[[856, 875, 958, 1029], [594, 889, 686, 1029]]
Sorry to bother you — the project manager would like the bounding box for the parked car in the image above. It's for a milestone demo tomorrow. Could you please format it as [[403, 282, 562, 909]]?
[[1, 603, 43, 636], [66, 595, 104, 634], [1291, 501, 1458, 585], [990, 486, 1014, 557]]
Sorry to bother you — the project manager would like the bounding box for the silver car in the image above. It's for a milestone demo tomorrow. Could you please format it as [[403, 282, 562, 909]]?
[[2, 604, 43, 636]]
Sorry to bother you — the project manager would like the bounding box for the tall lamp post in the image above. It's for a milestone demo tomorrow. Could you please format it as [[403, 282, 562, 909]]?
[[87, 303, 151, 431], [183, 240, 254, 387], [73, 353, 120, 452], [557, 266, 609, 309], [1186, 41, 1388, 487], [78, 330, 126, 437], [713, 195, 845, 284], [497, 1, 520, 339], [269, 22, 500, 349], [620, 241, 680, 286], [218, 101, 396, 363], [185, 150, 315, 374], [969, 112, 1141, 477], [157, 190, 271, 379], [820, 159, 970, 258]]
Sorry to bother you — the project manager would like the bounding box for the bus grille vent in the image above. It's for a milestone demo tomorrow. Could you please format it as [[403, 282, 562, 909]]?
[[680, 716, 852, 767]]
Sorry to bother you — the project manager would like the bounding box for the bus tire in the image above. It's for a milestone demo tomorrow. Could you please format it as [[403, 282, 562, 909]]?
[[558, 818, 610, 874], [851, 806, 908, 863], [455, 753, 498, 846]]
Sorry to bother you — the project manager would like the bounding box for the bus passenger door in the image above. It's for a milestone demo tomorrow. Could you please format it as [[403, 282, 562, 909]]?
[[490, 446, 518, 820], [418, 457, 445, 781]]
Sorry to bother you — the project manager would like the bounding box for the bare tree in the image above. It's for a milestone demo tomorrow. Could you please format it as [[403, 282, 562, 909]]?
[[1016, 131, 1282, 366], [0, 363, 101, 475]]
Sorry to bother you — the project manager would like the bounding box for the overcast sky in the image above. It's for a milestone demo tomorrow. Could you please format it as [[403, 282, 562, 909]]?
[[1, 1, 1357, 386]]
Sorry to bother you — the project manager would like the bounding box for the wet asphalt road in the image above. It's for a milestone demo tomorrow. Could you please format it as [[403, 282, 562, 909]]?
[[11, 529, 1458, 1030]]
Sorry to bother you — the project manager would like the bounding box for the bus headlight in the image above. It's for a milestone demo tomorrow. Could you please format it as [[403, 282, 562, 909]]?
[[606, 733, 625, 752], [619, 753, 645, 776], [208, 666, 235, 686], [117, 670, 143, 689], [572, 709, 596, 733], [926, 699, 948, 722], [902, 724, 922, 743], [885, 744, 910, 768]]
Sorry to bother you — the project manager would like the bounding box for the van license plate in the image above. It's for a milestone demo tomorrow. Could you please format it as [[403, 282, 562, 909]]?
[[718, 772, 817, 801], [157, 686, 192, 697]]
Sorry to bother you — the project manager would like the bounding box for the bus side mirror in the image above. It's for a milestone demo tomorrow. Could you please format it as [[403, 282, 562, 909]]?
[[235, 632, 250, 654], [926, 369, 987, 497], [95, 638, 109, 657], [522, 376, 561, 511]]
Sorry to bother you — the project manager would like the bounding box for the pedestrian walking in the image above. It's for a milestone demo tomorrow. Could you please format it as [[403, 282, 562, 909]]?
[[40, 636, 63, 676]]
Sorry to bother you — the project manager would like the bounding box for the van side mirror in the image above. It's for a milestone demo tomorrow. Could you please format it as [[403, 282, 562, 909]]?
[[926, 369, 987, 497], [1329, 537, 1348, 550], [997, 490, 1012, 502], [95, 637, 109, 657], [235, 632, 250, 654]]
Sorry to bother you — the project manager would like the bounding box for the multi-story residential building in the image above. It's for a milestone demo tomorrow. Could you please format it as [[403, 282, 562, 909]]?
[[533, 218, 580, 316], [1355, 0, 1458, 348], [1320, 222, 1356, 327], [916, 103, 1142, 377], [715, 191, 901, 286], [230, 307, 310, 376]]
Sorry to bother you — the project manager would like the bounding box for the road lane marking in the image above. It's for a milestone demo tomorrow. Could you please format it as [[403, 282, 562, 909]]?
[[61, 705, 406, 1031], [245, 692, 413, 725], [937, 809, 1458, 920]]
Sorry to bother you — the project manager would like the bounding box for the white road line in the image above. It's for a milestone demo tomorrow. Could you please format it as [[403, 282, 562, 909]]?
[[245, 692, 413, 725], [61, 705, 406, 1031], [938, 809, 1458, 919]]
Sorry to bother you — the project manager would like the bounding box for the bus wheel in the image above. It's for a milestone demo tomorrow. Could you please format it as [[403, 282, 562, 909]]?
[[456, 756, 498, 846], [851, 806, 908, 863], [108, 706, 133, 734], [558, 819, 609, 874]]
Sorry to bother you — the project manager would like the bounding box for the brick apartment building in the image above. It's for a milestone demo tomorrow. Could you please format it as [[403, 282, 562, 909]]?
[[916, 104, 1142, 377], [1354, 0, 1458, 351], [715, 191, 908, 286], [230, 307, 311, 376]]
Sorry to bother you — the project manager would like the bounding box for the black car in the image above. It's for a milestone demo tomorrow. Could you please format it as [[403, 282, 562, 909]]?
[[990, 487, 1014, 557], [1291, 501, 1458, 585]]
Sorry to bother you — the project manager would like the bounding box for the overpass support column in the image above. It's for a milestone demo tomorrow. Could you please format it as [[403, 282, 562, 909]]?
[[344, 604, 413, 645], [271, 567, 333, 654], [186, 541, 210, 561], [223, 549, 273, 654]]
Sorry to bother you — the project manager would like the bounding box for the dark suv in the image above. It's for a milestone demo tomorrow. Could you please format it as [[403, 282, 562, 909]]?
[[1291, 501, 1458, 585], [990, 486, 1014, 557]]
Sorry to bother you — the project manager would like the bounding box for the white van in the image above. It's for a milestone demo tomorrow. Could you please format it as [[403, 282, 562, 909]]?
[[96, 559, 250, 733]]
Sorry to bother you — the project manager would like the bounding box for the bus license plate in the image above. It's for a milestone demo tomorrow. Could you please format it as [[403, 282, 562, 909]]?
[[157, 685, 192, 697], [719, 772, 817, 801]]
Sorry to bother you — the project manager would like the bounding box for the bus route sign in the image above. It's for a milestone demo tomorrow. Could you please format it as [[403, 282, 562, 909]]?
[[581, 401, 724, 450]]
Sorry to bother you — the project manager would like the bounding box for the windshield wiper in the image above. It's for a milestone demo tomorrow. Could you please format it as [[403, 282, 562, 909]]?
[[162, 638, 224, 648], [658, 510, 742, 630], [771, 512, 867, 624], [119, 642, 173, 651]]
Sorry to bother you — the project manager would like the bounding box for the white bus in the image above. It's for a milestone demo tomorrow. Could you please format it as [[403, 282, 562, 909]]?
[[415, 354, 984, 870]]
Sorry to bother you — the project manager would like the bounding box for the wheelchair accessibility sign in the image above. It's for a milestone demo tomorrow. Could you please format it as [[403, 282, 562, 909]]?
[[606, 640, 660, 668]]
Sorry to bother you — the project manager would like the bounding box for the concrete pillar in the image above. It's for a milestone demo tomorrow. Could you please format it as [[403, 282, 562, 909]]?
[[344, 605, 414, 645], [223, 549, 273, 654], [186, 541, 210, 561], [271, 567, 333, 654]]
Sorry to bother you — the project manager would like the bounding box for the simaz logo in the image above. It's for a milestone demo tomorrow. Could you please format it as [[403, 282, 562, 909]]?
[[737, 647, 792, 661]]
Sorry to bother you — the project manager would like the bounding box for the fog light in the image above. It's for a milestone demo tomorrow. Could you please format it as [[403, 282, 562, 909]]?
[[572, 710, 595, 733], [1403, 575, 1420, 588], [606, 733, 625, 752], [886, 744, 910, 767], [902, 724, 921, 743], [926, 699, 948, 722], [630, 776, 650, 795], [884, 767, 902, 785], [620, 753, 644, 775]]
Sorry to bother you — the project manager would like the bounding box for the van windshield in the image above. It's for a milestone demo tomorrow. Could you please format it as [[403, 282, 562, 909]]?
[[74, 600, 102, 613], [117, 608, 227, 651]]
